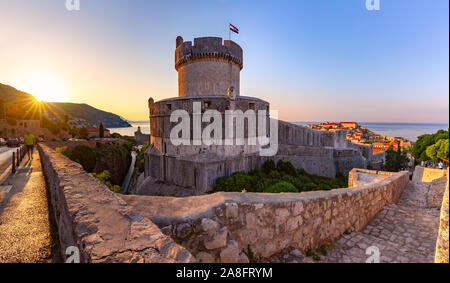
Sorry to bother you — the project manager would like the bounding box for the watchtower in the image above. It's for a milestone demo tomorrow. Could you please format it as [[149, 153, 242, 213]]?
[[175, 36, 243, 98]]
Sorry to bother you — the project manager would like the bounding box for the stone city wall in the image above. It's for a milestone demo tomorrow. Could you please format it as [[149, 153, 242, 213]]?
[[123, 169, 409, 262], [412, 166, 447, 183], [427, 176, 448, 209], [38, 144, 193, 263], [44, 139, 124, 151], [435, 169, 449, 263]]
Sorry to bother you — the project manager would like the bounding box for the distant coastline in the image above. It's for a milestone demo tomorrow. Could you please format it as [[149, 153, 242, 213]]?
[[295, 122, 449, 142], [112, 121, 448, 141]]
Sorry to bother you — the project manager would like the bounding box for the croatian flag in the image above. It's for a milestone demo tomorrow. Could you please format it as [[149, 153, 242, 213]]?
[[229, 23, 239, 34]]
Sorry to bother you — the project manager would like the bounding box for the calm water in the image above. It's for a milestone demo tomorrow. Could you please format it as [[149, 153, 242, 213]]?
[[295, 122, 449, 141], [110, 122, 150, 137], [111, 122, 449, 142]]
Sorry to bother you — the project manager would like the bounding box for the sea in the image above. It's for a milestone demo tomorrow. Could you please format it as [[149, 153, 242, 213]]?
[[110, 122, 449, 142]]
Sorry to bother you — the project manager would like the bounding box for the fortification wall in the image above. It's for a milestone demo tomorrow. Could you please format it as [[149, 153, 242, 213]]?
[[427, 176, 448, 208], [38, 144, 193, 263], [435, 169, 449, 263], [44, 139, 124, 151], [143, 143, 367, 194], [175, 37, 243, 97], [123, 169, 409, 262], [412, 166, 447, 183]]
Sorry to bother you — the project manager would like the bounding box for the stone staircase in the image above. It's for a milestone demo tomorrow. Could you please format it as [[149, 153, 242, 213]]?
[[274, 181, 440, 263]]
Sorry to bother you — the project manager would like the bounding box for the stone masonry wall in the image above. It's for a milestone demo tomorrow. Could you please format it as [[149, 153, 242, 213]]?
[[412, 166, 447, 183], [427, 176, 448, 208], [38, 144, 193, 263], [123, 169, 409, 262], [435, 169, 449, 263]]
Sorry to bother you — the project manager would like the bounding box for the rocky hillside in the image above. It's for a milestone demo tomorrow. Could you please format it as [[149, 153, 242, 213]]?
[[0, 83, 131, 128]]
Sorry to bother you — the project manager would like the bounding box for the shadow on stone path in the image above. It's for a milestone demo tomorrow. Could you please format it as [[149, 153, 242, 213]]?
[[0, 152, 60, 263], [275, 181, 440, 263]]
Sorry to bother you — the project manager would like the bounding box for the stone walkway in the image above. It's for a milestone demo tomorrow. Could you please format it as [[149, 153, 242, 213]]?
[[274, 181, 440, 263], [0, 152, 60, 263]]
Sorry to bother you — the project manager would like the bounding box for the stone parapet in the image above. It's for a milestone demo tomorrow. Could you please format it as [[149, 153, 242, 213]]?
[[412, 166, 447, 183], [175, 37, 243, 70], [123, 169, 409, 262], [435, 169, 449, 263], [38, 144, 193, 263]]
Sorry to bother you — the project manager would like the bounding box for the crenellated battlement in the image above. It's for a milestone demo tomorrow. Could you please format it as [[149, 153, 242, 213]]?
[[175, 36, 243, 70]]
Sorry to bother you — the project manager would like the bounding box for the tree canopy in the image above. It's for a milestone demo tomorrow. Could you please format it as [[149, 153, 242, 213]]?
[[384, 145, 409, 172], [426, 139, 449, 162], [411, 129, 449, 162]]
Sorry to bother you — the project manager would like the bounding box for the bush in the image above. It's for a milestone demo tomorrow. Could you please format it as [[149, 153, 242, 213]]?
[[136, 144, 149, 173], [233, 173, 253, 191], [92, 170, 121, 193], [277, 159, 297, 176], [212, 160, 348, 193], [63, 145, 97, 172], [262, 160, 276, 174], [264, 181, 297, 193]]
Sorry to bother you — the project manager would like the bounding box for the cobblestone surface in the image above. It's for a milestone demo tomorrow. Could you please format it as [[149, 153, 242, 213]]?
[[273, 181, 441, 263]]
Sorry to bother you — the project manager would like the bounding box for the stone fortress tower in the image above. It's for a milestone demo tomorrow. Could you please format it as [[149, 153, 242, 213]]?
[[175, 36, 242, 98], [141, 35, 378, 196]]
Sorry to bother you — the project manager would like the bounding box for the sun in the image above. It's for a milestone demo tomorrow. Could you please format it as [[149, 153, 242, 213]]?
[[16, 72, 68, 102]]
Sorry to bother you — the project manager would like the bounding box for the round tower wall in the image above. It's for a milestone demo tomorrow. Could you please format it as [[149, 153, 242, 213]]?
[[175, 36, 243, 98], [177, 60, 240, 97]]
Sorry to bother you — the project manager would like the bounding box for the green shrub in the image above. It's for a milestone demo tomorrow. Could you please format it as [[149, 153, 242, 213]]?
[[63, 145, 97, 172], [136, 144, 149, 173], [92, 170, 121, 193], [264, 181, 297, 193], [232, 173, 253, 191], [213, 176, 236, 192], [212, 161, 348, 194], [277, 159, 297, 176], [268, 170, 281, 180], [303, 182, 318, 191], [262, 160, 276, 174]]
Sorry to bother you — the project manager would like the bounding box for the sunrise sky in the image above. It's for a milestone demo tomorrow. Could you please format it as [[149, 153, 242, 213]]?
[[0, 0, 448, 123]]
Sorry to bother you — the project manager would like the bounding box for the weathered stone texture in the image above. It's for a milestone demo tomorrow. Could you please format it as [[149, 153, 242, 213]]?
[[123, 169, 409, 262], [412, 166, 447, 183], [427, 176, 448, 208], [435, 169, 449, 263], [175, 37, 243, 97], [38, 144, 194, 263]]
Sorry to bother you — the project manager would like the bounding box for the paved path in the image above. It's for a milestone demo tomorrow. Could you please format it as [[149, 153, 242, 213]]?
[[0, 146, 20, 184], [0, 152, 59, 263], [275, 181, 440, 263]]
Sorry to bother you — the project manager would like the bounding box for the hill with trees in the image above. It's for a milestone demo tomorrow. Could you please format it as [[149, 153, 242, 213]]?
[[0, 83, 131, 128]]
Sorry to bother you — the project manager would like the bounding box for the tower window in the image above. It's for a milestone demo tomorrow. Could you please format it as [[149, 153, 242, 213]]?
[[166, 104, 172, 111], [204, 101, 211, 108], [249, 103, 255, 110]]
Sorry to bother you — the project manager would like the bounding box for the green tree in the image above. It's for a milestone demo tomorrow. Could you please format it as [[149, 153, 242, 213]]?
[[412, 129, 449, 162], [99, 123, 104, 138], [384, 145, 409, 172], [63, 145, 97, 172], [426, 139, 449, 162], [78, 127, 88, 139]]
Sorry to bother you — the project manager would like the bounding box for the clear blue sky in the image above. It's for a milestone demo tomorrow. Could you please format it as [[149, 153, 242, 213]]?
[[0, 0, 448, 123]]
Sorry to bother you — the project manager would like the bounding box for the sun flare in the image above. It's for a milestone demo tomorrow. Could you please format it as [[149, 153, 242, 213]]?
[[16, 72, 68, 102]]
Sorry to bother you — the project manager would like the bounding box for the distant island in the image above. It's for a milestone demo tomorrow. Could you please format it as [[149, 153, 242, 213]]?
[[0, 83, 131, 128]]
